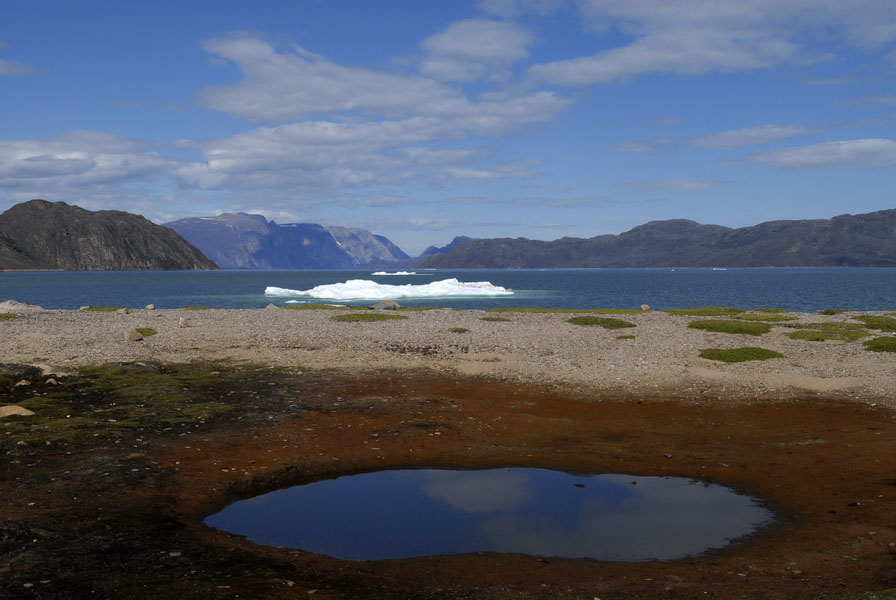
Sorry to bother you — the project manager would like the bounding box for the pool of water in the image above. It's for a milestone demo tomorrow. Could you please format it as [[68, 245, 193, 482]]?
[[204, 468, 774, 561]]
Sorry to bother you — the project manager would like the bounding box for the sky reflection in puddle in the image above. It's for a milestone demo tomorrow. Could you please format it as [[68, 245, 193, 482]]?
[[205, 468, 774, 561]]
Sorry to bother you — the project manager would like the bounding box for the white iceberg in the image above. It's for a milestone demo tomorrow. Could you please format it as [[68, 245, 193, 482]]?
[[265, 278, 512, 301], [372, 271, 416, 276]]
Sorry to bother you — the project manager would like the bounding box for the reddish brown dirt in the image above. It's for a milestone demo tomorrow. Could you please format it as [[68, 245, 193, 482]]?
[[153, 369, 896, 600]]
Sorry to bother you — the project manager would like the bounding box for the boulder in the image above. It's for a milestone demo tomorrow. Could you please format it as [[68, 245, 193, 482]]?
[[0, 405, 35, 418], [125, 329, 144, 341]]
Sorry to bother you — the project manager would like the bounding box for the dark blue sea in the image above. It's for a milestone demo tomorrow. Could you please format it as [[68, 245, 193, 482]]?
[[1, 268, 893, 312]]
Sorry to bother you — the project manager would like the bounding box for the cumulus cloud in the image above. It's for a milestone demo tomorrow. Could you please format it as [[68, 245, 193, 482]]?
[[689, 124, 817, 149], [0, 131, 177, 190], [420, 19, 534, 82], [746, 138, 896, 169], [527, 0, 896, 86], [197, 32, 568, 128]]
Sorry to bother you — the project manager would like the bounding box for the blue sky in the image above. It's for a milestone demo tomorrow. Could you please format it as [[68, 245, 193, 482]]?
[[2, 0, 895, 255]]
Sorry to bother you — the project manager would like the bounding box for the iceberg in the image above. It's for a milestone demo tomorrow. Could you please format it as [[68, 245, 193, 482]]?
[[372, 271, 416, 276], [265, 278, 512, 301]]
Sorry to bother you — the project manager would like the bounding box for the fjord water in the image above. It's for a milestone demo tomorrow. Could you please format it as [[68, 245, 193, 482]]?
[[1, 268, 894, 311], [204, 468, 774, 561]]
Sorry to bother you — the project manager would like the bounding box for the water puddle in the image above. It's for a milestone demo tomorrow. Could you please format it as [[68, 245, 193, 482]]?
[[205, 468, 774, 561]]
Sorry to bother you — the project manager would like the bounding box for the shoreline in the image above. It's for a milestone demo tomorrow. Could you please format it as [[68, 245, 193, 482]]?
[[2, 302, 894, 406]]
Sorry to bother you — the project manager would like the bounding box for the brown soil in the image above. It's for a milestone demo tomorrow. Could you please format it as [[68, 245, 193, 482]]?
[[3, 367, 896, 599]]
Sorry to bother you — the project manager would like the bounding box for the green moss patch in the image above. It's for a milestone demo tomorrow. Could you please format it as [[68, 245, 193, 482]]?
[[180, 305, 211, 311], [480, 316, 512, 322], [134, 327, 157, 337], [616, 335, 636, 340], [665, 306, 745, 317], [688, 319, 771, 335], [863, 337, 896, 352], [567, 316, 636, 329], [331, 313, 408, 323], [852, 315, 896, 332], [751, 307, 789, 313], [81, 306, 123, 312], [448, 327, 469, 333], [0, 313, 20, 322], [699, 347, 784, 363], [1, 361, 287, 444], [735, 312, 798, 322], [818, 309, 847, 315], [786, 322, 868, 343]]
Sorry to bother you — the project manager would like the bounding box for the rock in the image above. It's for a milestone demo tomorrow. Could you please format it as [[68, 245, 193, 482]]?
[[125, 329, 144, 341], [371, 301, 401, 310], [265, 303, 278, 310], [79, 306, 90, 311], [0, 405, 36, 418], [641, 304, 650, 311], [14, 379, 30, 387], [0, 299, 44, 312], [116, 308, 131, 314], [46, 377, 58, 385], [178, 317, 188, 328], [145, 304, 155, 310]]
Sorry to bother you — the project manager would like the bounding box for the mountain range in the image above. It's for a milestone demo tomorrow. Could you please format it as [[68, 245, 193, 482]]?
[[417, 210, 896, 268], [164, 213, 409, 269], [0, 200, 217, 270], [2, 200, 894, 271]]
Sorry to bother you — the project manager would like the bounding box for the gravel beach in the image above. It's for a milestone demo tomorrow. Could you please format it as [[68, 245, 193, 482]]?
[[2, 301, 894, 406]]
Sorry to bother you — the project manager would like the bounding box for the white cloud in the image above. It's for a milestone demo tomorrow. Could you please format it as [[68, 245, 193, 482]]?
[[420, 19, 534, 82], [746, 138, 896, 169], [527, 0, 896, 86], [855, 95, 896, 105], [0, 58, 35, 75], [689, 124, 816, 149], [0, 131, 177, 189], [197, 32, 568, 129]]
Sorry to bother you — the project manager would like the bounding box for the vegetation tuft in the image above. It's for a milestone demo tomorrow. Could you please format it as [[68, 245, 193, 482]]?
[[735, 312, 798, 322], [818, 309, 847, 315], [181, 306, 211, 311], [699, 346, 784, 363], [852, 315, 896, 332], [785, 322, 868, 343], [751, 307, 789, 313], [480, 316, 512, 322], [134, 327, 157, 337], [616, 335, 636, 340], [567, 316, 636, 329], [665, 306, 745, 316], [688, 319, 771, 335], [331, 313, 407, 323], [862, 337, 896, 353], [0, 313, 20, 322], [448, 327, 470, 333], [81, 306, 123, 312]]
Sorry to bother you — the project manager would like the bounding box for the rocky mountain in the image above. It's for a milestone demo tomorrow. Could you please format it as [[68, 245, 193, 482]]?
[[418, 235, 474, 258], [0, 200, 218, 270], [165, 213, 408, 269], [417, 210, 896, 268]]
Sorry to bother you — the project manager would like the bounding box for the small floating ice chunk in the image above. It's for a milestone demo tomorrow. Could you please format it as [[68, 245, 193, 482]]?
[[372, 271, 416, 276], [265, 278, 512, 300]]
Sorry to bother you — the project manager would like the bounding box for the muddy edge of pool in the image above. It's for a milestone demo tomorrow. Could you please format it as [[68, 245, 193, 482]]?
[[2, 366, 896, 599]]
